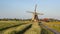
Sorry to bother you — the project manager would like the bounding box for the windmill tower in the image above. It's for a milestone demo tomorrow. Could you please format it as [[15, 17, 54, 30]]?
[[27, 4, 43, 22]]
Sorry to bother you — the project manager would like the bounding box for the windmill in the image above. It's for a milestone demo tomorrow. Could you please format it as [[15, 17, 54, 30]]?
[[27, 4, 43, 22]]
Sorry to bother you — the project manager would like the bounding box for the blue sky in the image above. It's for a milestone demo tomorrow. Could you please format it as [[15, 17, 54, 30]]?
[[0, 0, 60, 19]]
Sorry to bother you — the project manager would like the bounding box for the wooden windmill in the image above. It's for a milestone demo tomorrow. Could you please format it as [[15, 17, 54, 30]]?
[[27, 4, 43, 22]]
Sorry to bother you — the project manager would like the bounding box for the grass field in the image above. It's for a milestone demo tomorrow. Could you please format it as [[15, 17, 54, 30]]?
[[43, 22, 60, 32], [0, 21, 60, 34]]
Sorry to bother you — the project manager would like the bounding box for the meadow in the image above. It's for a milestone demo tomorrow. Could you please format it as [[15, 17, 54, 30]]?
[[43, 22, 60, 33], [0, 21, 60, 34]]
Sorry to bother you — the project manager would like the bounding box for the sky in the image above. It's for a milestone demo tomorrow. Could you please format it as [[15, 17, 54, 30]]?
[[0, 0, 60, 19]]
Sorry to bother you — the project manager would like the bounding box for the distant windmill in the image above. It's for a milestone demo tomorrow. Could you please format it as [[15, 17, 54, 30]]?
[[27, 4, 43, 22]]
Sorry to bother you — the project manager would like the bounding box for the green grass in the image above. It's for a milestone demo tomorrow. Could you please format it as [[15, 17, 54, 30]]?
[[0, 21, 60, 34], [41, 27, 54, 34], [24, 22, 41, 34], [43, 22, 60, 32], [0, 21, 29, 30], [2, 24, 32, 34]]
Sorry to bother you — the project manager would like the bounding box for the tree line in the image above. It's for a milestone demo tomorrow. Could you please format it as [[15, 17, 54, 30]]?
[[0, 18, 60, 22], [0, 18, 31, 21]]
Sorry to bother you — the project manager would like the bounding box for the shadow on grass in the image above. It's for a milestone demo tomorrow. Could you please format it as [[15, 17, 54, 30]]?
[[16, 24, 32, 34], [0, 23, 28, 31], [38, 22, 49, 34], [41, 28, 49, 34], [38, 22, 60, 34]]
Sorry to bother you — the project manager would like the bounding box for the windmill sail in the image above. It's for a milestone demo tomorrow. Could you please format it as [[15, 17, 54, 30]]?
[[34, 4, 37, 13]]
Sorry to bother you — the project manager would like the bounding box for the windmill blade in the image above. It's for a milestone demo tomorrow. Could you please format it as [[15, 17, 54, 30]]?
[[26, 11, 34, 13], [37, 13, 44, 15], [34, 4, 37, 12]]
